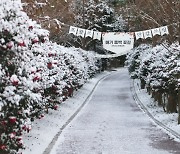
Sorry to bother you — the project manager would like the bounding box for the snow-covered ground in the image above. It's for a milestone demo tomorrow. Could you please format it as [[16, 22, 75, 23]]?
[[50, 68, 180, 154], [21, 68, 180, 154], [21, 71, 111, 154], [133, 79, 180, 141]]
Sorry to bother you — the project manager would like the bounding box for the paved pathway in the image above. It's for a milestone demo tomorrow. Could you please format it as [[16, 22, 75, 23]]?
[[50, 68, 180, 154]]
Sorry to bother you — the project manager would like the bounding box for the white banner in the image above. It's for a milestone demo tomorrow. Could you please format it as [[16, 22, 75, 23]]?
[[151, 28, 161, 36], [69, 26, 78, 35], [77, 28, 86, 37], [135, 31, 144, 40], [68, 24, 169, 47], [143, 30, 152, 39], [102, 32, 134, 55], [160, 26, 169, 36], [93, 31, 102, 40], [85, 30, 94, 38]]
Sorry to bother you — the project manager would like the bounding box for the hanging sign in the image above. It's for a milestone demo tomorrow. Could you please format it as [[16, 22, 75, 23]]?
[[77, 28, 86, 37], [102, 32, 134, 54], [143, 30, 152, 39], [68, 25, 169, 41], [151, 28, 161, 36], [160, 26, 169, 35], [69, 26, 78, 35], [93, 31, 102, 40], [135, 31, 144, 40], [85, 30, 94, 38]]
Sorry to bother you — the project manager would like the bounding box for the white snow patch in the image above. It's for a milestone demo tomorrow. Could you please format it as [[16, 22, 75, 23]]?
[[20, 71, 110, 154], [134, 79, 180, 142]]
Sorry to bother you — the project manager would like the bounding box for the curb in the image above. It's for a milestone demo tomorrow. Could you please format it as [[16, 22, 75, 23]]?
[[130, 79, 180, 140], [43, 72, 113, 154]]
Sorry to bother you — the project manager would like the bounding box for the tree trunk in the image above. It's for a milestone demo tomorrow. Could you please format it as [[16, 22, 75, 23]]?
[[162, 93, 167, 112], [166, 91, 178, 113], [140, 79, 145, 89], [152, 90, 163, 106], [146, 85, 151, 95], [157, 91, 163, 106], [151, 90, 156, 100]]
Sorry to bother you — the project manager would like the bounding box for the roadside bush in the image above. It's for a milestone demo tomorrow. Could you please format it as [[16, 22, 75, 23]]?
[[126, 43, 180, 123]]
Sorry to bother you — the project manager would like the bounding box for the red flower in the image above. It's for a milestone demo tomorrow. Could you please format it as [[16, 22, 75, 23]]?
[[9, 132, 16, 138], [53, 61, 58, 65], [10, 75, 19, 86], [9, 116, 17, 124], [6, 41, 13, 49], [48, 53, 53, 57], [22, 125, 28, 131], [1, 120, 7, 127], [53, 105, 58, 110], [0, 144, 6, 150], [41, 114, 44, 118], [33, 76, 40, 82], [16, 137, 23, 147], [18, 42, 26, 47], [27, 126, 31, 132], [28, 26, 33, 30], [16, 137, 22, 142], [37, 69, 42, 72], [12, 80, 19, 86], [32, 39, 39, 44], [47, 62, 53, 69], [31, 71, 35, 74]]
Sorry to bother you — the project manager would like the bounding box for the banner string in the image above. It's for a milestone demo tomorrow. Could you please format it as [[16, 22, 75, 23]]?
[[61, 21, 179, 58], [61, 21, 179, 33]]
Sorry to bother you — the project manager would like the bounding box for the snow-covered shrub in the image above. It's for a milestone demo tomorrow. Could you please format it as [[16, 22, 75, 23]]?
[[0, 1, 45, 153], [126, 43, 180, 120], [126, 44, 152, 80], [0, 0, 99, 153]]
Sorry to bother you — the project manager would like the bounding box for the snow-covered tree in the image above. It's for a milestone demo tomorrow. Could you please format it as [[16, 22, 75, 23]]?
[[126, 0, 179, 123], [125, 0, 179, 44], [126, 43, 180, 123], [68, 0, 127, 51]]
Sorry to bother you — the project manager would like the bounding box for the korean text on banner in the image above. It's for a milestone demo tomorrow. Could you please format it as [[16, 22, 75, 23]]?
[[102, 32, 134, 55]]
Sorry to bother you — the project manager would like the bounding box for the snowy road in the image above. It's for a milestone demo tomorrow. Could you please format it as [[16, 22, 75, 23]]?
[[50, 68, 180, 154]]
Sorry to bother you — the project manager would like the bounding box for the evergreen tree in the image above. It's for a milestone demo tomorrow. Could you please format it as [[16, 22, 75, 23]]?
[[67, 0, 127, 52]]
